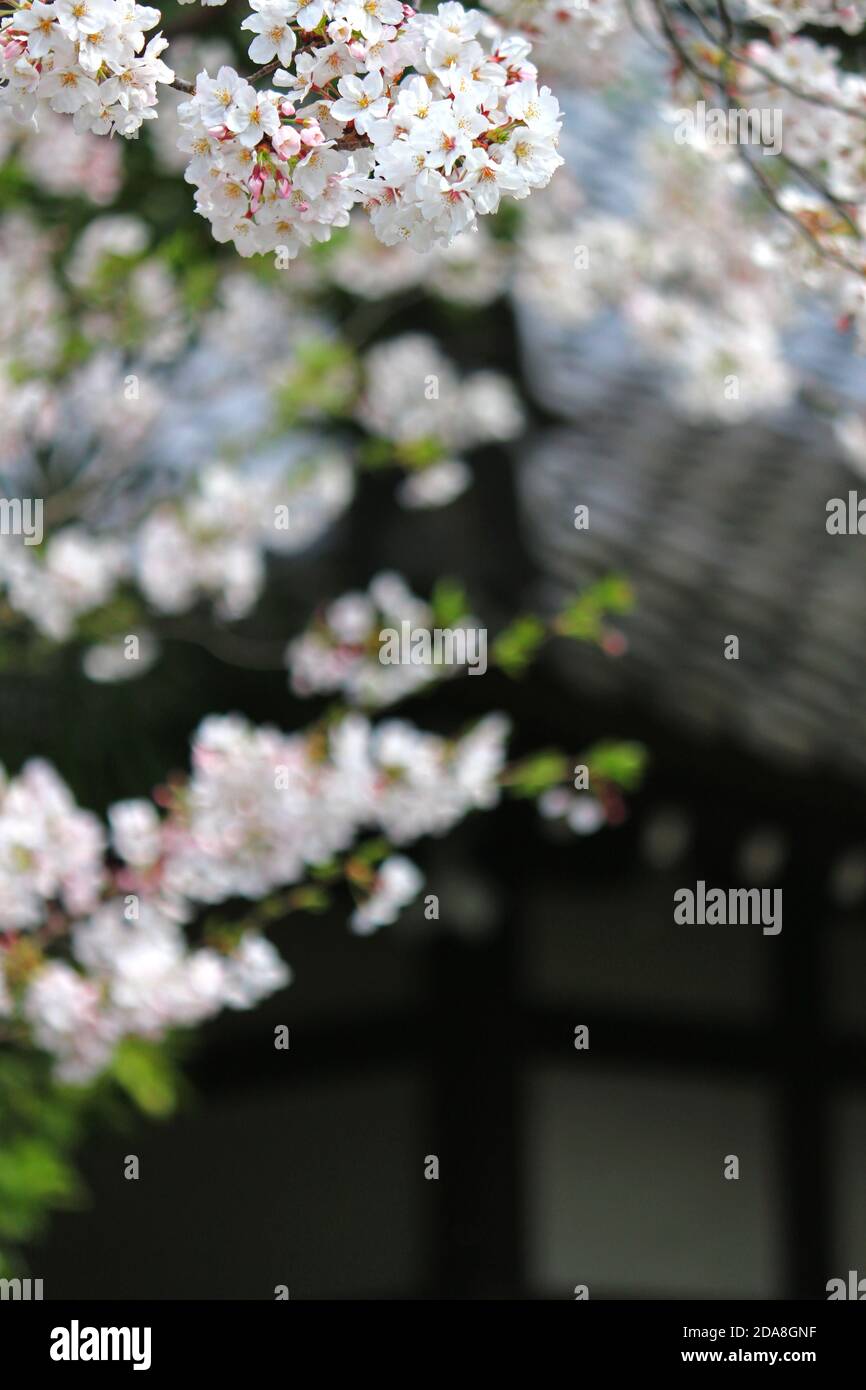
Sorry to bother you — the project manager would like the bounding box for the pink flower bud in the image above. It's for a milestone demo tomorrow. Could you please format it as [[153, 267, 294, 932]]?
[[248, 166, 266, 212], [273, 125, 302, 158], [276, 172, 292, 198], [601, 630, 628, 658], [279, 99, 296, 117], [299, 122, 325, 147]]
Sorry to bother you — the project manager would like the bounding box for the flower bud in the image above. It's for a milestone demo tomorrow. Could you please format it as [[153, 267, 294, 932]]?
[[272, 124, 302, 158]]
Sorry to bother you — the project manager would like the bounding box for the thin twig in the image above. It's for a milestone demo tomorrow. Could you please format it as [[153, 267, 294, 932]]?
[[676, 0, 866, 121], [622, 0, 671, 57], [246, 58, 281, 85], [782, 151, 863, 229], [170, 36, 327, 99], [737, 143, 865, 276], [716, 0, 734, 41], [646, 0, 866, 276]]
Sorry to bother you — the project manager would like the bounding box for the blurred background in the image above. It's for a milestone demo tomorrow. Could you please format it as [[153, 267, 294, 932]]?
[[18, 451, 866, 1300], [3, 2, 866, 1300]]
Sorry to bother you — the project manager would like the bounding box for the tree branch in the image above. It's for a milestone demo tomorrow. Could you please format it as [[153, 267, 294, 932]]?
[[644, 0, 866, 276], [169, 36, 327, 97]]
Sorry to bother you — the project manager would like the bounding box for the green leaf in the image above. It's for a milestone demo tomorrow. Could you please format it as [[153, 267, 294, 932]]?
[[554, 575, 634, 642], [0, 1137, 82, 1240], [351, 837, 389, 867], [287, 884, 332, 914], [502, 749, 570, 798], [584, 740, 648, 791], [310, 858, 342, 883], [110, 1039, 178, 1119], [358, 437, 396, 471], [74, 591, 145, 643], [431, 578, 469, 630], [491, 615, 547, 677], [273, 337, 358, 425], [395, 436, 444, 471]]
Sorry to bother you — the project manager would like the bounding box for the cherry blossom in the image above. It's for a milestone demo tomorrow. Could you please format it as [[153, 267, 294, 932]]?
[[176, 1, 563, 258], [286, 570, 479, 706], [349, 855, 425, 933], [0, 0, 175, 135], [0, 706, 511, 1081]]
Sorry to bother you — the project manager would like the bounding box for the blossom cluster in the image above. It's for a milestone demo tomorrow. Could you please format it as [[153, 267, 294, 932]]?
[[483, 0, 629, 85], [514, 138, 797, 421], [147, 710, 510, 905], [0, 450, 353, 645], [0, 0, 174, 136], [134, 454, 353, 619], [0, 708, 510, 1079], [648, 21, 866, 355], [0, 239, 519, 648], [0, 526, 127, 642], [0, 212, 190, 481], [0, 759, 105, 930], [739, 0, 866, 31], [0, 104, 123, 201], [0, 209, 507, 645], [286, 570, 478, 705], [731, 36, 866, 346], [0, 213, 66, 469], [20, 908, 290, 1084], [177, 0, 563, 258], [0, 322, 518, 647], [65, 214, 190, 362], [356, 332, 524, 505]]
